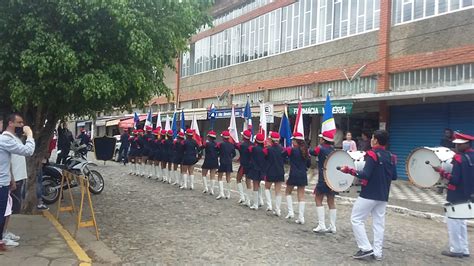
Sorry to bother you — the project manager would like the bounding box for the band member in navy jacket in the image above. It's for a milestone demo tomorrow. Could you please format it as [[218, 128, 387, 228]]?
[[143, 126, 155, 178], [235, 130, 253, 206], [216, 131, 236, 200], [264, 132, 285, 216], [172, 131, 185, 186], [309, 131, 337, 233], [201, 131, 219, 195], [161, 130, 174, 184], [128, 130, 140, 175], [283, 132, 311, 224], [435, 132, 474, 258], [339, 130, 397, 260], [136, 129, 145, 176], [248, 133, 267, 210], [181, 129, 200, 190]]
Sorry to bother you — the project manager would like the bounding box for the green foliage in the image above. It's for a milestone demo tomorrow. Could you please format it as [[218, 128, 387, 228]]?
[[0, 0, 212, 118]]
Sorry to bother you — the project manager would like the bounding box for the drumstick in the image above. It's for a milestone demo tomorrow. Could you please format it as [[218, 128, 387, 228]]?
[[425, 161, 440, 171]]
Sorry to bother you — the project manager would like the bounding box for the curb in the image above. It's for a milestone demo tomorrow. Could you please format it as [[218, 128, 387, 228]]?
[[43, 210, 92, 265]]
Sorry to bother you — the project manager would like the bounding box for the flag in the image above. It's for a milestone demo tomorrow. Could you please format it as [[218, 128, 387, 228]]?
[[165, 114, 171, 131], [133, 112, 140, 129], [322, 93, 336, 137], [156, 111, 162, 129], [171, 112, 178, 138], [293, 101, 304, 138], [229, 105, 239, 144], [145, 109, 152, 129], [279, 107, 292, 147], [209, 103, 216, 130], [259, 102, 267, 139], [191, 113, 202, 146], [180, 110, 185, 133], [243, 96, 253, 136]]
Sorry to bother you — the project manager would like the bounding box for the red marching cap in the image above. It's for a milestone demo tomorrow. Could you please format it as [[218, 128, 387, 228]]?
[[241, 130, 252, 140], [132, 130, 138, 134], [160, 129, 167, 135], [453, 132, 474, 144], [318, 131, 334, 142], [221, 130, 230, 138], [167, 130, 173, 136], [152, 129, 159, 135], [270, 132, 280, 141], [255, 133, 265, 143], [137, 129, 144, 133], [207, 130, 217, 138], [291, 132, 304, 141], [185, 129, 194, 136], [178, 131, 185, 138], [145, 126, 153, 131]]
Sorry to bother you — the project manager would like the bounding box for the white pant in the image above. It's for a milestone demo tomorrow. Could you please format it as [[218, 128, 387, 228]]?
[[351, 197, 387, 257], [447, 218, 470, 254]]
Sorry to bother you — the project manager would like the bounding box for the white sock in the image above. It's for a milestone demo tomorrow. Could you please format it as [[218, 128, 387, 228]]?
[[182, 174, 188, 188], [298, 202, 305, 221], [264, 189, 272, 210], [237, 183, 244, 199], [286, 195, 294, 215], [253, 191, 259, 207], [190, 175, 194, 188], [210, 180, 216, 193], [202, 176, 208, 190], [218, 181, 224, 195], [329, 209, 337, 229], [275, 195, 282, 212]]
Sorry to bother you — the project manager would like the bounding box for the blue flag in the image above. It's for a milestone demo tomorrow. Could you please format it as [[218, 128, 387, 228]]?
[[133, 112, 140, 129], [243, 98, 253, 136], [209, 103, 216, 130], [279, 109, 292, 147], [180, 110, 185, 133], [171, 112, 178, 138]]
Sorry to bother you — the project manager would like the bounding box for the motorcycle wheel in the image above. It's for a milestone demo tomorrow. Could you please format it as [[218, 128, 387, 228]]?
[[42, 176, 61, 204], [87, 170, 105, 194]]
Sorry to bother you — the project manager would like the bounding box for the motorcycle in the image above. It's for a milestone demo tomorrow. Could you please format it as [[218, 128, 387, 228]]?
[[42, 140, 105, 204]]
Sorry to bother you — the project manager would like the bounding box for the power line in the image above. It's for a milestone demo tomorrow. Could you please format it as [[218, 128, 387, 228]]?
[[183, 20, 474, 88]]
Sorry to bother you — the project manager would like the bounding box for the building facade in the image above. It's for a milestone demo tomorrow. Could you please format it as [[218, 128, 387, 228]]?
[[147, 0, 474, 180]]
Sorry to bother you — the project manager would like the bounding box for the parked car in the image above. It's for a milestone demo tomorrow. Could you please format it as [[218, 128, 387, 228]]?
[[114, 135, 121, 161]]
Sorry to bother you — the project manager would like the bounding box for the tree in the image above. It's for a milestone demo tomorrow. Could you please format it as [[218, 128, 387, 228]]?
[[0, 0, 212, 213]]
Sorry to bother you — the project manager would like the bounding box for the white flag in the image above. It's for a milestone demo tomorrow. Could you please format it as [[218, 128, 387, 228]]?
[[156, 112, 162, 129], [259, 102, 267, 139], [191, 113, 202, 146], [293, 101, 304, 138], [229, 105, 239, 143], [165, 115, 171, 131]]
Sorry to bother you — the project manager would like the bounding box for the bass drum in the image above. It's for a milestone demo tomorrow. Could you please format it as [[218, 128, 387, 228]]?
[[348, 150, 366, 171], [323, 150, 355, 192], [406, 147, 455, 188]]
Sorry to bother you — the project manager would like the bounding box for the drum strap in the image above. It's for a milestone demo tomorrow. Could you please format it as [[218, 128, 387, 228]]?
[[464, 154, 473, 167], [375, 152, 394, 166]]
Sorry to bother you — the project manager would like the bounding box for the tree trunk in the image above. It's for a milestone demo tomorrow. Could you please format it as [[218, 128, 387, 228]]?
[[22, 107, 58, 214]]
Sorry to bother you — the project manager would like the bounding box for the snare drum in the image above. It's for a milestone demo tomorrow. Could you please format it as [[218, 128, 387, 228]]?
[[444, 202, 474, 219], [406, 147, 455, 188], [323, 150, 355, 192]]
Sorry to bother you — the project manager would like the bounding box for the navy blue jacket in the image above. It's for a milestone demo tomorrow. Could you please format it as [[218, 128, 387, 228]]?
[[78, 132, 90, 145], [163, 138, 174, 160], [310, 144, 334, 186], [129, 137, 141, 151], [284, 147, 311, 180], [447, 149, 474, 203], [249, 144, 267, 174], [266, 144, 285, 179], [183, 138, 199, 164], [236, 140, 252, 169], [355, 146, 397, 202], [217, 141, 236, 166], [143, 133, 154, 150]]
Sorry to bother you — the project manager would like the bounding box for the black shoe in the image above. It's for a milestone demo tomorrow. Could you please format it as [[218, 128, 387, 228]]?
[[353, 250, 374, 259], [441, 250, 464, 258]]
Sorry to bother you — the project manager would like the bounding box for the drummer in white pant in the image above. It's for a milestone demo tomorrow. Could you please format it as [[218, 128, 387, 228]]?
[[435, 132, 474, 258], [339, 130, 397, 261]]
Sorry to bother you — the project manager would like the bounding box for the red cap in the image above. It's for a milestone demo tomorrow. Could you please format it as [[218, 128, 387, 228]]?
[[186, 129, 194, 136], [241, 130, 251, 140], [255, 133, 265, 143], [178, 132, 185, 138], [152, 129, 159, 135], [137, 129, 144, 133], [292, 132, 304, 140], [207, 130, 217, 138], [132, 130, 138, 134], [167, 130, 173, 136], [221, 130, 230, 138], [160, 129, 167, 135], [270, 132, 280, 141], [145, 126, 153, 131], [318, 131, 334, 142], [453, 132, 474, 144]]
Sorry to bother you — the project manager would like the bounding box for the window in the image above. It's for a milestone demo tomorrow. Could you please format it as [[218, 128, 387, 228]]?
[[392, 0, 473, 24]]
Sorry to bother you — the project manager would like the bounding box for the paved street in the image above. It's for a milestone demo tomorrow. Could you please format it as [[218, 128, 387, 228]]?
[[85, 161, 473, 265]]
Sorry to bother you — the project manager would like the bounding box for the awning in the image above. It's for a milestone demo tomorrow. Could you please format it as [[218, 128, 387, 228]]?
[[106, 119, 121, 127], [76, 120, 91, 127], [288, 101, 353, 115], [118, 115, 147, 129]]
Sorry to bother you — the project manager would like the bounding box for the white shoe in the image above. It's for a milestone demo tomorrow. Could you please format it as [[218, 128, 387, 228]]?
[[216, 194, 225, 200], [3, 232, 20, 241], [210, 189, 214, 195], [314, 206, 328, 233], [249, 204, 259, 210], [273, 209, 281, 217], [203, 188, 208, 194], [295, 218, 305, 224], [295, 202, 305, 224], [285, 213, 294, 219], [238, 198, 245, 204], [312, 224, 328, 233], [2, 238, 19, 247], [245, 199, 251, 207], [328, 224, 337, 233]]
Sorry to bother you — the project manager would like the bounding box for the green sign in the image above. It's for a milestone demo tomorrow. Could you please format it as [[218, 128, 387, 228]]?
[[288, 101, 353, 115]]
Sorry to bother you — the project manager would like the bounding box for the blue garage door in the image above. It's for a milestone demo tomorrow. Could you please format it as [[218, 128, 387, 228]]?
[[389, 102, 474, 180]]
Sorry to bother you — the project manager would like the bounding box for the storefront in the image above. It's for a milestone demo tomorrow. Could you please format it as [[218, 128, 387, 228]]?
[[389, 101, 474, 180]]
